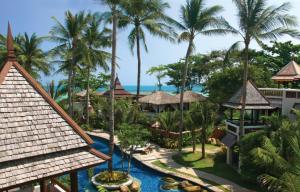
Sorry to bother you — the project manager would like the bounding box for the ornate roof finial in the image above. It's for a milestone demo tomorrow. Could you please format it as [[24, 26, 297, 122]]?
[[7, 22, 16, 61]]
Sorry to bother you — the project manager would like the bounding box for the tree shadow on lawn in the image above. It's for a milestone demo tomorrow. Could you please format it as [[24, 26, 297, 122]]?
[[172, 151, 262, 191]]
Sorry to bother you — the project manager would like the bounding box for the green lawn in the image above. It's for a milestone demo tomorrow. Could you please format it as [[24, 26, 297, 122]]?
[[152, 160, 230, 192], [172, 152, 263, 191]]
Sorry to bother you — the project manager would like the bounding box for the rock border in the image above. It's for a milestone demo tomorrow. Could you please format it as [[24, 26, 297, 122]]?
[[91, 174, 133, 190]]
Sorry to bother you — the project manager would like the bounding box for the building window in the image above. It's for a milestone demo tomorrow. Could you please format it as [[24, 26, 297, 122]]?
[[286, 91, 297, 98]]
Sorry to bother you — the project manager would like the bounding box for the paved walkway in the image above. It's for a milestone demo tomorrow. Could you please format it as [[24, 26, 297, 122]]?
[[87, 131, 254, 192]]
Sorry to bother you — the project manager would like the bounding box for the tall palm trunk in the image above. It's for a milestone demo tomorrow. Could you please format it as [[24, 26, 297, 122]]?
[[192, 127, 196, 153], [108, 8, 117, 173], [179, 36, 194, 152], [86, 66, 90, 126], [68, 68, 72, 115], [239, 41, 250, 139], [201, 126, 206, 159], [136, 26, 142, 102]]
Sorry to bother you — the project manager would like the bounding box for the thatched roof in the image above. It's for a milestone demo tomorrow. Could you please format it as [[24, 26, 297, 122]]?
[[139, 91, 179, 105], [103, 76, 132, 97], [75, 89, 103, 97], [272, 61, 300, 82], [175, 91, 206, 103], [0, 24, 109, 190], [223, 80, 273, 109]]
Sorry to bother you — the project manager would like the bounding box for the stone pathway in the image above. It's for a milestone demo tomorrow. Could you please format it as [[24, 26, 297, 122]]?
[[87, 131, 254, 192]]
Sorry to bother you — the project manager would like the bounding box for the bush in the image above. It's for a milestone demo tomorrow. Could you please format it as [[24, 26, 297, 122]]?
[[95, 171, 129, 185]]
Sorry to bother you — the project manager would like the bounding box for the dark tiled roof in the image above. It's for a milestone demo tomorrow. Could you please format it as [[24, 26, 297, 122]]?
[[0, 24, 109, 190], [103, 76, 132, 97], [223, 80, 273, 109], [221, 133, 237, 148], [272, 61, 300, 81]]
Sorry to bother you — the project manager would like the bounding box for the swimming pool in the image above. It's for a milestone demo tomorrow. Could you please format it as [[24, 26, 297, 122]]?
[[78, 136, 182, 192]]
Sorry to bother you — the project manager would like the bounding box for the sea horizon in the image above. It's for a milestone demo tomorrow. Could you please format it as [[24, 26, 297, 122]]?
[[98, 85, 203, 95]]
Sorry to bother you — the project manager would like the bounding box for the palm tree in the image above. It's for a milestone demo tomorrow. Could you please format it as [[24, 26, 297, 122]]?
[[146, 65, 167, 91], [81, 13, 111, 126], [46, 80, 67, 103], [50, 11, 88, 116], [190, 101, 217, 158], [177, 0, 235, 152], [228, 0, 299, 138], [119, 0, 177, 101], [14, 33, 50, 80], [0, 34, 5, 65], [250, 132, 300, 191], [101, 0, 121, 173]]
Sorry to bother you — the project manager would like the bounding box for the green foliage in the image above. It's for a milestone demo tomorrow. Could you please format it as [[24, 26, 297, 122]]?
[[95, 171, 128, 185], [240, 112, 300, 191], [74, 70, 110, 91], [261, 41, 300, 74], [97, 185, 108, 192], [146, 65, 168, 91], [118, 123, 150, 150], [205, 64, 273, 105]]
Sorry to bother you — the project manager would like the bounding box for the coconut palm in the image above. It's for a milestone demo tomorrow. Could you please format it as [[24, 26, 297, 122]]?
[[49, 11, 89, 116], [190, 101, 217, 158], [14, 33, 49, 80], [119, 0, 177, 101], [146, 65, 167, 91], [46, 80, 67, 103], [101, 0, 121, 173], [81, 13, 111, 126], [177, 0, 235, 152], [0, 34, 5, 65], [250, 133, 300, 191], [228, 0, 299, 138]]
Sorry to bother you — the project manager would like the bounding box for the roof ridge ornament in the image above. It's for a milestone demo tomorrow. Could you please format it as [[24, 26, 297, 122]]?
[[7, 22, 16, 61]]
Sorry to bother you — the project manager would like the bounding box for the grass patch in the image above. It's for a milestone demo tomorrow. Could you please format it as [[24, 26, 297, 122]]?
[[152, 160, 230, 192], [172, 152, 262, 192]]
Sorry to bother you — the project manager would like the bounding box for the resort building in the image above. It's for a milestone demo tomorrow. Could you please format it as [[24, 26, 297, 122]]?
[[222, 80, 274, 165], [175, 91, 206, 109], [222, 61, 300, 166], [0, 25, 109, 192], [103, 76, 133, 99]]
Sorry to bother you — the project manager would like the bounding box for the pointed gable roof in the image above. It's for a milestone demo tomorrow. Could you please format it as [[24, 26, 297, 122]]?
[[272, 61, 300, 82], [0, 24, 109, 190], [103, 76, 132, 97], [223, 80, 273, 109]]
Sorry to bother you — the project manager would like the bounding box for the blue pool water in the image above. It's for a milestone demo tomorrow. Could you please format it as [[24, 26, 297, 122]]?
[[78, 136, 182, 192]]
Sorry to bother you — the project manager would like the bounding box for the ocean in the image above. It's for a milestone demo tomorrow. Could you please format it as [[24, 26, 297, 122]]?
[[99, 85, 203, 95]]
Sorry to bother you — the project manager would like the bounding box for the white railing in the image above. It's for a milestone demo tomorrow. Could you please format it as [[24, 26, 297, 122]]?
[[259, 88, 300, 99]]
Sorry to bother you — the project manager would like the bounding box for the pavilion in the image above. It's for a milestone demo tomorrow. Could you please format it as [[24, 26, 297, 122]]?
[[0, 24, 109, 192], [103, 76, 133, 98], [221, 80, 274, 165], [175, 91, 206, 109], [139, 91, 179, 113], [272, 60, 300, 88]]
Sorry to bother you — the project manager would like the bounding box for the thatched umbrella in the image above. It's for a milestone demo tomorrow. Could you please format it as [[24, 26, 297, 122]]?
[[175, 91, 206, 103]]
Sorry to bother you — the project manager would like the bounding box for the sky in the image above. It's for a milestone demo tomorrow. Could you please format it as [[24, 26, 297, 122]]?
[[1, 0, 300, 85]]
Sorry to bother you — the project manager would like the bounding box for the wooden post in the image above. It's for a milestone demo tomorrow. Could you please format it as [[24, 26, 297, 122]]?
[[70, 171, 78, 192], [40, 180, 47, 192]]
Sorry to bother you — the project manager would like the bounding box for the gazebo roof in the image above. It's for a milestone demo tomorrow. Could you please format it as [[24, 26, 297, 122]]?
[[175, 91, 206, 103], [103, 76, 132, 97], [0, 24, 109, 190], [223, 80, 273, 109], [272, 61, 300, 82], [139, 91, 179, 105]]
